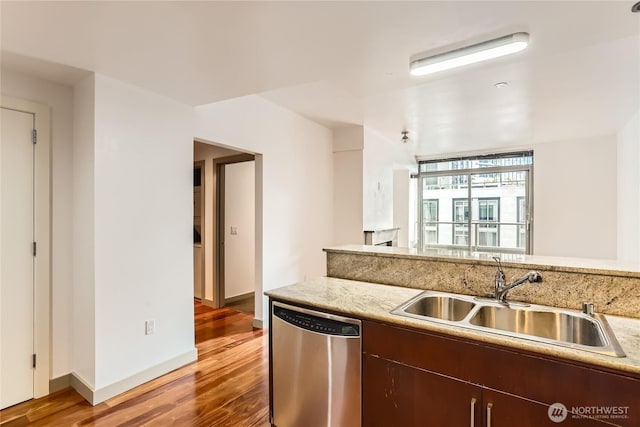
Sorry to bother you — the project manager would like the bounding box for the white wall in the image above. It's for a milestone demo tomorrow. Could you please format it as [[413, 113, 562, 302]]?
[[363, 127, 416, 231], [92, 74, 195, 390], [224, 161, 255, 299], [332, 126, 364, 245], [72, 74, 96, 386], [393, 169, 411, 248], [193, 142, 244, 303], [1, 69, 75, 378], [334, 126, 415, 246], [533, 135, 617, 259], [617, 110, 640, 262], [409, 177, 418, 248], [194, 95, 333, 324]]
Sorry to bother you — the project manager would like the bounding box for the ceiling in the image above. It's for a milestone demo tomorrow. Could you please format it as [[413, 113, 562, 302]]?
[[1, 1, 639, 156]]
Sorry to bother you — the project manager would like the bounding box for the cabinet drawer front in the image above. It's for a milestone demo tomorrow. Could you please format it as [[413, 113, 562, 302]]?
[[363, 320, 640, 426]]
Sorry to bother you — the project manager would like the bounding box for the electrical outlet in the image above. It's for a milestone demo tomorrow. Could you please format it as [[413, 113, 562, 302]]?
[[145, 320, 155, 335], [230, 226, 238, 235]]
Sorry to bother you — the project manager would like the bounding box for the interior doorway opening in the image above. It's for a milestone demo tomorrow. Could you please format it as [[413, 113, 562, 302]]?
[[216, 158, 256, 313], [193, 140, 259, 320], [193, 161, 204, 300]]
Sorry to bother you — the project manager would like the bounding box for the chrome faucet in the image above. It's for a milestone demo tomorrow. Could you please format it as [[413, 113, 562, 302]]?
[[493, 256, 543, 303]]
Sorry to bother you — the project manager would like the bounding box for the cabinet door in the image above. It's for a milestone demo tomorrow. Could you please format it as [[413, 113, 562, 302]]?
[[484, 389, 609, 427], [363, 320, 640, 427], [363, 354, 482, 427]]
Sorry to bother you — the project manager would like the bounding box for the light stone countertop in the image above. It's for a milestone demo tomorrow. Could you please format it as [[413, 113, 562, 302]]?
[[265, 276, 640, 376], [324, 245, 640, 278]]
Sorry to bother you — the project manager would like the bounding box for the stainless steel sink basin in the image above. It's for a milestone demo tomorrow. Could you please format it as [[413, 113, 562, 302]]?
[[401, 295, 475, 321], [469, 305, 607, 347], [392, 291, 626, 357]]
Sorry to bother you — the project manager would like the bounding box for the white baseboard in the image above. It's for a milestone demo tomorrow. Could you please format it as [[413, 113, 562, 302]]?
[[70, 348, 198, 405], [70, 372, 94, 404], [49, 374, 72, 393], [252, 318, 263, 329], [225, 291, 254, 305]]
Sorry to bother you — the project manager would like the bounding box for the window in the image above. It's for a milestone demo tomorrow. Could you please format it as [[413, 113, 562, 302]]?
[[477, 198, 499, 247], [418, 151, 532, 254], [423, 199, 439, 245], [453, 198, 469, 246]]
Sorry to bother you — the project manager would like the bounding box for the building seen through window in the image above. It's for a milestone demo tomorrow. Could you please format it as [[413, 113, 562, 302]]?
[[417, 151, 533, 254]]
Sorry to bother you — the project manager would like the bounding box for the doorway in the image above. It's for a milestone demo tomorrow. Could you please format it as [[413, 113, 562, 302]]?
[[216, 157, 255, 314], [193, 141, 257, 317], [193, 161, 204, 300], [0, 97, 50, 409]]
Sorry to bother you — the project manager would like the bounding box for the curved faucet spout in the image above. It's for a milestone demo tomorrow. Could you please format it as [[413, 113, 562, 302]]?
[[492, 257, 543, 303]]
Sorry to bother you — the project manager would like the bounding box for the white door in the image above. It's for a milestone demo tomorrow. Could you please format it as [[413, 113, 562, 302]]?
[[1, 107, 35, 409]]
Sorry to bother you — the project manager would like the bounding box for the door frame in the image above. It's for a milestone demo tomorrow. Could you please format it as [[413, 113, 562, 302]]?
[[193, 160, 205, 301], [214, 154, 255, 309], [1, 96, 50, 399]]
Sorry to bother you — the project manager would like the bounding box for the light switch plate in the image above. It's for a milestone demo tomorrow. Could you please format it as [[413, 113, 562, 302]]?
[[145, 320, 155, 335]]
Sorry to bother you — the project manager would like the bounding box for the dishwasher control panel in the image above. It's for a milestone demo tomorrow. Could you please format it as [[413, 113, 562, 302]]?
[[274, 305, 360, 336]]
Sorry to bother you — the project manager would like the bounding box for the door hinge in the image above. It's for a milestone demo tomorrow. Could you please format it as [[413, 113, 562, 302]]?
[[32, 129, 37, 144], [32, 354, 36, 369], [33, 241, 37, 257]]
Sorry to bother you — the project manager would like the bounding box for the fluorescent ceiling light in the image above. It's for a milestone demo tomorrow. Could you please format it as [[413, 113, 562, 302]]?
[[410, 32, 530, 76]]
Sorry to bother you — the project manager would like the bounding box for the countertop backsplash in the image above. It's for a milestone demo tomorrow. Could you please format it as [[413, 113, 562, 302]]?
[[324, 245, 640, 319]]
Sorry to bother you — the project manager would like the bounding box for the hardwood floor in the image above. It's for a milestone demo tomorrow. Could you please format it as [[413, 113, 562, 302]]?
[[0, 301, 270, 426]]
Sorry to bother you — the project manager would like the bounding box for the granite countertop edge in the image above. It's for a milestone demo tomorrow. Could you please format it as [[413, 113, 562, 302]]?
[[265, 277, 640, 376]]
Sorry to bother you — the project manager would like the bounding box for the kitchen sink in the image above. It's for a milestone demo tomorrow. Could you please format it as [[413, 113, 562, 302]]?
[[469, 305, 607, 347], [401, 295, 475, 321], [392, 291, 626, 357]]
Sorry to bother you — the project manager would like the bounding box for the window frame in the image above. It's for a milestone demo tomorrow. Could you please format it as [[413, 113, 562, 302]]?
[[516, 196, 527, 249]]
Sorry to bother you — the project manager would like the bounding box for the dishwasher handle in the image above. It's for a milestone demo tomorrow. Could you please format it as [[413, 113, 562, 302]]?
[[273, 304, 360, 336]]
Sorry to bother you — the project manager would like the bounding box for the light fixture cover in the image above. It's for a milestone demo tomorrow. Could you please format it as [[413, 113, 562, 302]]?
[[401, 131, 409, 143], [410, 32, 530, 76]]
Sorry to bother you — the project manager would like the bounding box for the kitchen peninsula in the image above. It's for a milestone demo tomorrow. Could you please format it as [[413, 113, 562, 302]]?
[[266, 245, 640, 426]]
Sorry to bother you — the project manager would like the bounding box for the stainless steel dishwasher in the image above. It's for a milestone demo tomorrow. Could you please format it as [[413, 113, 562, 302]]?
[[271, 301, 361, 427]]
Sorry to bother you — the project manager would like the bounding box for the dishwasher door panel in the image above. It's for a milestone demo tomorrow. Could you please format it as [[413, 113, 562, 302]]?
[[272, 302, 361, 427]]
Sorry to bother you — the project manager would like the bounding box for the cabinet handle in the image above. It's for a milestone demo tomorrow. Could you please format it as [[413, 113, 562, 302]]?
[[487, 403, 493, 427], [470, 398, 477, 427]]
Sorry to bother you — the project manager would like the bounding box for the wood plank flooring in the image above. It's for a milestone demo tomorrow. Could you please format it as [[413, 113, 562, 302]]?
[[0, 301, 269, 427]]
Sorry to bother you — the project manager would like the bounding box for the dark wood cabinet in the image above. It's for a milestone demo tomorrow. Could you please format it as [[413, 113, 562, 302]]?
[[363, 354, 481, 427], [483, 389, 604, 427], [362, 320, 639, 427]]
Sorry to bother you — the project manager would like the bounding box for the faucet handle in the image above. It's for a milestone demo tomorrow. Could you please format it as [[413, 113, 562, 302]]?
[[527, 271, 543, 283]]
